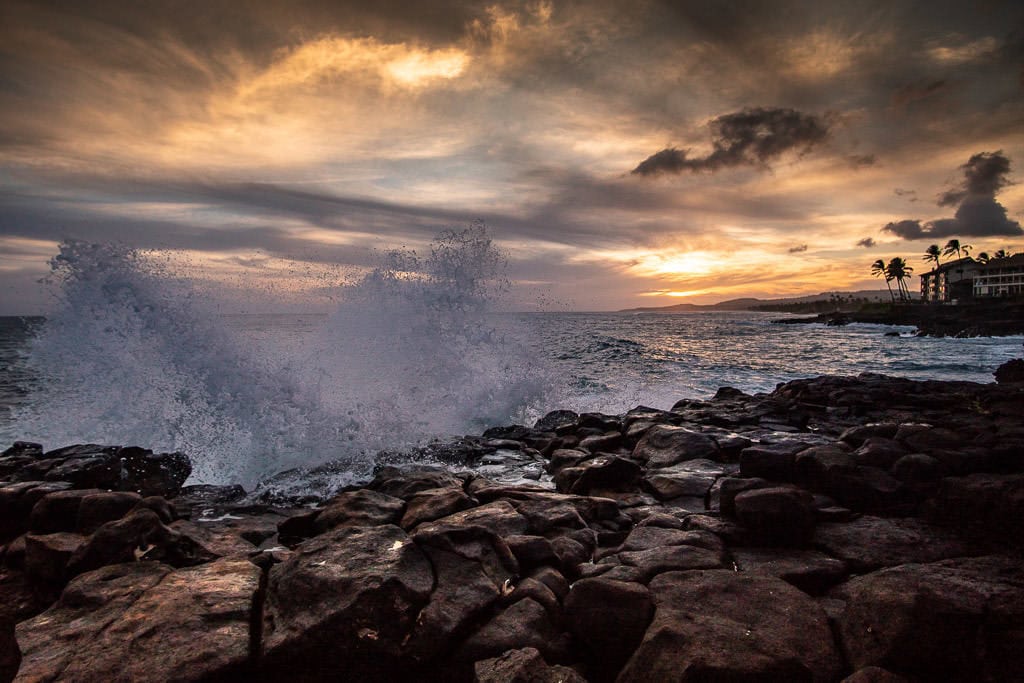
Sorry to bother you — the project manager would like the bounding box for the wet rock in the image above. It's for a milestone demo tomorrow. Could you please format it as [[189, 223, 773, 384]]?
[[632, 425, 719, 468], [399, 486, 473, 529], [534, 410, 579, 432], [369, 466, 466, 500], [28, 488, 106, 534], [739, 441, 808, 481], [853, 438, 907, 469], [261, 524, 434, 680], [75, 491, 143, 533], [732, 548, 848, 595], [28, 445, 191, 497], [16, 558, 259, 682], [833, 555, 1024, 682], [994, 358, 1024, 384], [473, 647, 586, 683], [577, 432, 624, 453], [563, 455, 641, 495], [0, 615, 18, 683], [734, 486, 817, 547], [169, 519, 257, 558], [505, 535, 559, 573], [456, 597, 570, 664], [813, 516, 970, 573], [405, 525, 518, 661], [422, 500, 530, 537], [925, 473, 1024, 547], [313, 489, 406, 533], [565, 577, 653, 677], [133, 495, 177, 524], [619, 570, 842, 682], [67, 508, 216, 579], [1, 441, 42, 459], [25, 531, 85, 586], [644, 459, 728, 501]]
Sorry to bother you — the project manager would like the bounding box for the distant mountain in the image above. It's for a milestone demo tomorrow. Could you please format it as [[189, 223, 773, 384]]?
[[619, 290, 897, 313]]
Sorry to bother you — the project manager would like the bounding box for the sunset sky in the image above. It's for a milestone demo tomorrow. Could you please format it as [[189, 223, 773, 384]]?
[[1, 0, 1023, 313]]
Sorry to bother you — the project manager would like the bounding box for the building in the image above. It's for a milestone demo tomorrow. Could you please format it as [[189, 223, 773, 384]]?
[[973, 254, 1024, 298], [919, 257, 979, 302]]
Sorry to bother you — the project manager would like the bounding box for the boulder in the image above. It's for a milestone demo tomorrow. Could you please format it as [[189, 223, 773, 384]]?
[[564, 578, 653, 676], [505, 535, 559, 573], [813, 516, 970, 573], [28, 489, 106, 534], [994, 358, 1024, 384], [842, 667, 911, 682], [312, 489, 406, 533], [534, 410, 579, 432], [16, 558, 259, 682], [66, 508, 215, 579], [261, 524, 434, 681], [925, 473, 1024, 547], [24, 532, 86, 586], [564, 455, 642, 495], [734, 486, 816, 546], [644, 459, 728, 501], [369, 467, 466, 500], [618, 570, 842, 682], [473, 647, 586, 683], [422, 500, 530, 537], [33, 445, 190, 497], [715, 476, 773, 516], [75, 491, 143, 534], [399, 486, 472, 529], [0, 616, 17, 683], [739, 441, 807, 482], [456, 597, 570, 664], [633, 425, 719, 468], [890, 453, 943, 485], [833, 556, 1024, 681], [732, 548, 848, 595], [853, 438, 907, 469]]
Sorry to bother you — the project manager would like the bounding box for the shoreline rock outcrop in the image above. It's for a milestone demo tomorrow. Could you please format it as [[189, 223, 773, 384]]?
[[1, 372, 1022, 682]]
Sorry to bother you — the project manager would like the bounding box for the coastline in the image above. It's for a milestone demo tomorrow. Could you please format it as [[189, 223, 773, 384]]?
[[773, 299, 1024, 337], [1, 368, 1023, 681]]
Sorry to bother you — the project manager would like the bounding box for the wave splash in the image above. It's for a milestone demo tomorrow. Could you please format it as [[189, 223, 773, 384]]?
[[12, 225, 550, 488]]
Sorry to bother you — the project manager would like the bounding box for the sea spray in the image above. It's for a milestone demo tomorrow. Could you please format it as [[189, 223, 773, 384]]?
[[10, 225, 553, 490]]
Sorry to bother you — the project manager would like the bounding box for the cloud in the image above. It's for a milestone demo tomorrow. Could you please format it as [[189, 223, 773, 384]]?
[[894, 188, 918, 202], [787, 244, 808, 253], [632, 107, 830, 176], [937, 150, 1012, 206], [882, 151, 1022, 241], [856, 237, 877, 248], [890, 79, 947, 107]]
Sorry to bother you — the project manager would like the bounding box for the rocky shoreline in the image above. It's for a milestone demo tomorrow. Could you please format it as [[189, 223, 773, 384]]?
[[773, 299, 1024, 337], [2, 369, 1024, 682]]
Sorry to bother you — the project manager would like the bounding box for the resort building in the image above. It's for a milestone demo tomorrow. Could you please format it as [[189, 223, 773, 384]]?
[[973, 254, 1024, 298], [919, 257, 979, 303]]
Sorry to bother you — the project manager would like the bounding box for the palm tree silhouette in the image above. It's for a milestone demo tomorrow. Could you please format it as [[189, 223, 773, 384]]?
[[923, 244, 942, 268], [943, 239, 972, 260], [886, 257, 913, 301], [977, 252, 990, 264], [872, 258, 895, 302]]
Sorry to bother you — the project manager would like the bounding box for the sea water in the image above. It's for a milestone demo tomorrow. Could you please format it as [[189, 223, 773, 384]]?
[[0, 232, 1021, 489]]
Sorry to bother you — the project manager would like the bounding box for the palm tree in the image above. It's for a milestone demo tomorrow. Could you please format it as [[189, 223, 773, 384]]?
[[942, 239, 971, 260], [993, 248, 1010, 260], [872, 258, 895, 302], [886, 257, 913, 301], [923, 244, 942, 268], [977, 252, 990, 264]]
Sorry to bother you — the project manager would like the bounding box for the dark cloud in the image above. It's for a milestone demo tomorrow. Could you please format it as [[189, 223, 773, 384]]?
[[856, 237, 877, 248], [937, 150, 1012, 206], [632, 107, 830, 176], [788, 244, 808, 253], [883, 151, 1022, 241]]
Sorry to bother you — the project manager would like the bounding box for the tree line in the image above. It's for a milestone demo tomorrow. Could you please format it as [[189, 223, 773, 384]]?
[[871, 238, 1019, 303]]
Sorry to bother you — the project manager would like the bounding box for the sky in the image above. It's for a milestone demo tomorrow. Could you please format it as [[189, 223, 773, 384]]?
[[1, 0, 1023, 313]]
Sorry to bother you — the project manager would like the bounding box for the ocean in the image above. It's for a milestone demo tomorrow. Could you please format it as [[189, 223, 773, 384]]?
[[1, 238, 1021, 490]]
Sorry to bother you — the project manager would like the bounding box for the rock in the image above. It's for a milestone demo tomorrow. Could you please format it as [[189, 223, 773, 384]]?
[[842, 667, 911, 682], [839, 423, 899, 447], [505, 535, 559, 573], [644, 459, 728, 501], [739, 441, 808, 481], [28, 489, 106, 534], [0, 482, 73, 541], [828, 466, 907, 513], [313, 489, 406, 533], [813, 516, 970, 573], [890, 453, 943, 484], [732, 548, 848, 595], [534, 410, 579, 432], [505, 577, 560, 618], [405, 525, 518, 661], [422, 500, 530, 537], [369, 467, 466, 500], [614, 544, 726, 583], [473, 647, 586, 683], [734, 486, 817, 547], [25, 531, 86, 586], [400, 486, 472, 529], [577, 432, 624, 453], [550, 536, 591, 578], [853, 438, 907, 469], [261, 524, 434, 680], [31, 445, 191, 497], [75, 491, 143, 533], [564, 578, 654, 676], [833, 555, 1024, 681], [0, 616, 18, 683], [925, 473, 1024, 547], [168, 519, 257, 558], [66, 508, 216, 579], [994, 358, 1024, 384], [897, 426, 965, 453], [1, 441, 42, 458], [563, 455, 641, 495], [16, 558, 260, 682], [456, 597, 570, 664], [715, 476, 773, 516], [619, 570, 842, 682], [632, 425, 719, 468], [616, 526, 724, 555]]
